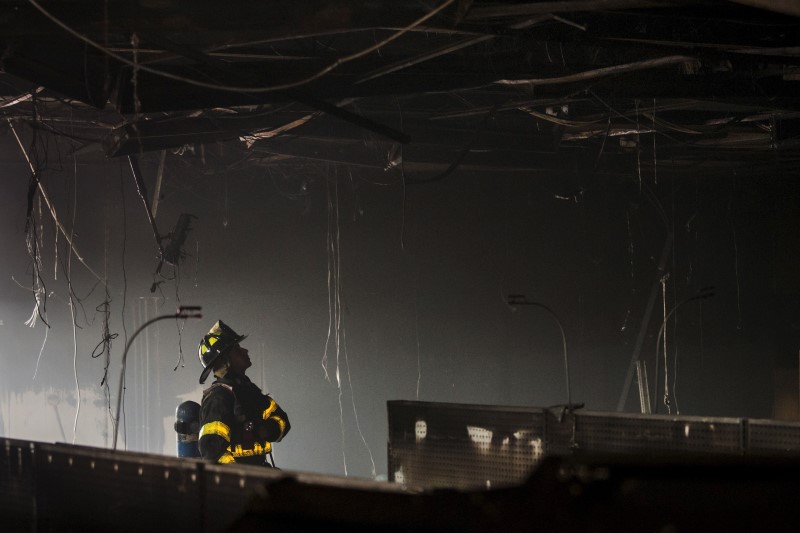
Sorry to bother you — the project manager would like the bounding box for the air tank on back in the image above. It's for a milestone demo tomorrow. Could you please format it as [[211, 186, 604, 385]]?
[[174, 400, 201, 458]]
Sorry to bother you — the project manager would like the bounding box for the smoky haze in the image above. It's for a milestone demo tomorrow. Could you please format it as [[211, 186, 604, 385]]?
[[1, 131, 798, 479]]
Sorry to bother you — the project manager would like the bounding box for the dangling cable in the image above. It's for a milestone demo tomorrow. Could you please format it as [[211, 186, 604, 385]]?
[[53, 214, 59, 280], [93, 172, 116, 404], [652, 98, 658, 185], [334, 171, 343, 393], [660, 274, 670, 414], [172, 262, 187, 371], [332, 169, 348, 475], [655, 287, 716, 414], [116, 160, 130, 447], [320, 166, 347, 472], [321, 176, 333, 381], [26, 195, 50, 378], [397, 99, 407, 251], [413, 275, 421, 401], [9, 120, 103, 282], [343, 328, 376, 478], [635, 99, 642, 193], [31, 316, 49, 380], [68, 154, 81, 443], [670, 172, 679, 414]]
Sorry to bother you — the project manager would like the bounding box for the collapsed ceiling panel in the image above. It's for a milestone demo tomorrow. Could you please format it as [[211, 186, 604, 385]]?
[[0, 0, 798, 177]]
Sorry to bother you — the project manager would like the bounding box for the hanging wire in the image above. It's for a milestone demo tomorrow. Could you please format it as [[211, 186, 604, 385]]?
[[660, 275, 670, 414], [67, 152, 81, 443], [173, 268, 188, 371], [343, 328, 377, 478], [31, 310, 50, 380], [9, 120, 104, 282], [393, 103, 423, 399], [652, 98, 658, 185], [14, 121, 50, 331], [334, 170, 343, 392], [333, 169, 347, 474], [635, 99, 642, 192], [655, 287, 716, 413], [669, 168, 679, 414], [22, 198, 46, 324], [94, 156, 116, 401], [398, 99, 407, 251], [321, 173, 335, 381], [116, 159, 130, 447]]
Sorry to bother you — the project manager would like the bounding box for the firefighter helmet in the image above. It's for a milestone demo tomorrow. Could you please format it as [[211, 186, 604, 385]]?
[[198, 320, 247, 384]]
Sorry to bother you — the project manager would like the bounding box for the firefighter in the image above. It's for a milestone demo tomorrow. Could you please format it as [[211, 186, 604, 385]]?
[[197, 320, 290, 466]]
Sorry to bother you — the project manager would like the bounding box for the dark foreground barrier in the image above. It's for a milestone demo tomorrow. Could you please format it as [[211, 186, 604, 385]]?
[[1, 437, 407, 532], [235, 454, 800, 532], [4, 402, 800, 531]]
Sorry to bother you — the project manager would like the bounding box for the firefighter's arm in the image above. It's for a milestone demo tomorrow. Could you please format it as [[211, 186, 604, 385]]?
[[198, 390, 236, 464], [256, 396, 291, 442]]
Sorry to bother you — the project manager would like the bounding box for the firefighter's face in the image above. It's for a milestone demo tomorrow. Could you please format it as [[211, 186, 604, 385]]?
[[228, 344, 251, 374]]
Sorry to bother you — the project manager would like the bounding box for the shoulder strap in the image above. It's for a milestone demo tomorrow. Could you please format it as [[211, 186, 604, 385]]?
[[212, 383, 234, 394], [202, 382, 234, 401]]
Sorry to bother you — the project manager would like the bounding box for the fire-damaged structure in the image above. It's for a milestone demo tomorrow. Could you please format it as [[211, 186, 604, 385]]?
[[1, 1, 799, 172], [2, 1, 800, 531]]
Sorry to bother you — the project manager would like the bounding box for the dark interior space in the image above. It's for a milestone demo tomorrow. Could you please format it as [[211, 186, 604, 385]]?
[[1, 0, 799, 506]]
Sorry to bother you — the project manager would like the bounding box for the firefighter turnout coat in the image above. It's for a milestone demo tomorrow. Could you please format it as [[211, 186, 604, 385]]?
[[198, 374, 290, 466]]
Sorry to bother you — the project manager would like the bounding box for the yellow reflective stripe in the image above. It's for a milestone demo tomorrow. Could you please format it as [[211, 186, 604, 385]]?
[[218, 451, 235, 464], [199, 421, 231, 442], [261, 399, 277, 420], [269, 416, 287, 438], [230, 441, 272, 457]]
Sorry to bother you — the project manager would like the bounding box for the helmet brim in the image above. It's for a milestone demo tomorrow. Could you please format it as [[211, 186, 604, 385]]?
[[198, 356, 218, 384]]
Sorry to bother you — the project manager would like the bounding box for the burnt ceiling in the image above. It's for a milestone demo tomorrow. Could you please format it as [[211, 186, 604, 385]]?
[[1, 0, 800, 178]]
